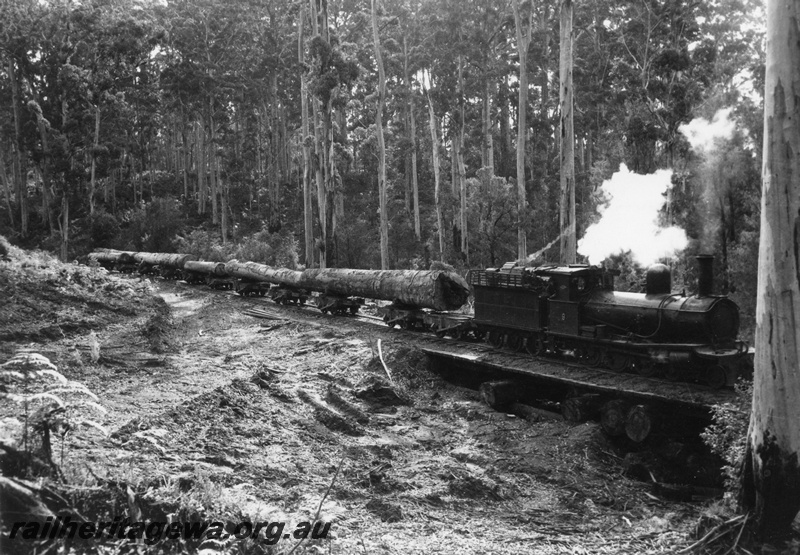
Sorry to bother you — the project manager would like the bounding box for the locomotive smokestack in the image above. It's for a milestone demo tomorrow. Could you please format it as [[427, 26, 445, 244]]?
[[696, 254, 714, 297]]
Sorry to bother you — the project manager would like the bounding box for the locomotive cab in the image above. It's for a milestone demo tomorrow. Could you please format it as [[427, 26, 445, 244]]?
[[541, 266, 606, 336]]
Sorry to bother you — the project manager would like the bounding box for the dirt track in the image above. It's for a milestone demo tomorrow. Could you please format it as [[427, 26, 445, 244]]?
[[3, 275, 713, 554]]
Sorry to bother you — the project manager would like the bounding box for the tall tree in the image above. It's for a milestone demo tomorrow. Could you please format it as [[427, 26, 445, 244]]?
[[558, 0, 576, 263], [371, 0, 389, 269], [740, 0, 800, 541], [512, 0, 533, 260]]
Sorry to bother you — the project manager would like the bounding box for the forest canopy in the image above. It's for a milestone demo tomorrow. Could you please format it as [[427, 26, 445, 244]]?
[[0, 0, 765, 308]]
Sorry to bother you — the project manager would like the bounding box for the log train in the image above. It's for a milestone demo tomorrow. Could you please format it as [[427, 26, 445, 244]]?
[[89, 249, 749, 389]]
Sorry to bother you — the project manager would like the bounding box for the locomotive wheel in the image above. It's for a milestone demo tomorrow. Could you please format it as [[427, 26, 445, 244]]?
[[706, 365, 728, 389], [487, 330, 504, 349], [605, 353, 631, 372], [636, 359, 659, 378], [526, 335, 544, 356], [664, 365, 683, 382], [472, 330, 486, 341], [583, 348, 604, 367], [506, 334, 524, 352], [434, 327, 447, 338], [383, 315, 396, 328]]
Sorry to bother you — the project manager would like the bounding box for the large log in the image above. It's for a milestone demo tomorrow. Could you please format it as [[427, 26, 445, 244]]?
[[132, 252, 195, 269], [88, 250, 136, 264], [183, 260, 227, 276], [298, 268, 470, 311], [224, 260, 303, 287]]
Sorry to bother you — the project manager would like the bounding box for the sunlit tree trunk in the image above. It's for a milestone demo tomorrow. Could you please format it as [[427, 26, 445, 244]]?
[[89, 104, 100, 215], [9, 58, 27, 235], [558, 0, 576, 264], [741, 0, 800, 542], [403, 36, 421, 241], [372, 0, 389, 269], [427, 91, 445, 261], [512, 0, 533, 260]]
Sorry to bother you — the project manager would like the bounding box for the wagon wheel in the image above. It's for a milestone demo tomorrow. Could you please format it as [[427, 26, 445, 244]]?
[[605, 352, 631, 372], [525, 335, 545, 356], [398, 320, 409, 330], [706, 365, 728, 389], [349, 306, 359, 315], [506, 334, 525, 352], [487, 330, 504, 349], [383, 315, 396, 328], [636, 359, 659, 378]]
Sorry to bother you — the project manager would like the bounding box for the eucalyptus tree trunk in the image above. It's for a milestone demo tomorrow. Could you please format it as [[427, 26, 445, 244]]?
[[89, 104, 100, 215], [482, 73, 494, 173], [558, 0, 576, 264], [299, 3, 315, 267], [403, 36, 421, 240], [371, 0, 389, 269], [9, 58, 27, 235], [310, 0, 327, 268], [457, 54, 468, 260], [208, 99, 219, 226], [197, 119, 206, 215], [427, 91, 445, 261], [0, 147, 14, 228], [512, 0, 533, 261], [740, 0, 800, 542]]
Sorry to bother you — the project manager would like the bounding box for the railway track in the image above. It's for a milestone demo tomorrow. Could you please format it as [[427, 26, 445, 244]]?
[[170, 279, 736, 416]]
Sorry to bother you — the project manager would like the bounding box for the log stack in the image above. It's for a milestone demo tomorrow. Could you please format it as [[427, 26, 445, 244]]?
[[298, 268, 470, 311]]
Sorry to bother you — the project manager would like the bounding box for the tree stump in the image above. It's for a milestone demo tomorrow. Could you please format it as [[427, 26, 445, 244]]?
[[479, 380, 519, 411], [625, 404, 655, 443], [561, 394, 604, 422], [600, 399, 630, 436]]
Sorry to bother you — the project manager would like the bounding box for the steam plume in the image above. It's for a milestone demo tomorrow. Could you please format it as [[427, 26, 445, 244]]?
[[678, 108, 736, 152], [578, 165, 687, 265]]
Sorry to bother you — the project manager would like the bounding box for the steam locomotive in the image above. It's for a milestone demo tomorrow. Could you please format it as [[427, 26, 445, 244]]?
[[89, 249, 749, 389]]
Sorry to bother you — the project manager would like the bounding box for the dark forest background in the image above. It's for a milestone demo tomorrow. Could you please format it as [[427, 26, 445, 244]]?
[[0, 0, 765, 333]]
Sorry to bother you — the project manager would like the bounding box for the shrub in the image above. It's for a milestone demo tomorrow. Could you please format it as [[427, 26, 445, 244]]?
[[87, 210, 121, 250], [121, 197, 186, 252], [701, 380, 753, 501]]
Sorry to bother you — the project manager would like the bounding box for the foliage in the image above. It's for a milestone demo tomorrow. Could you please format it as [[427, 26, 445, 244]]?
[[175, 227, 300, 269], [701, 380, 753, 500], [0, 350, 107, 474], [120, 198, 186, 252]]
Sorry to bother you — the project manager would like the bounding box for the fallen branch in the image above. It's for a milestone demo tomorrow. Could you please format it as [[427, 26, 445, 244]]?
[[377, 339, 394, 385], [285, 457, 345, 555]]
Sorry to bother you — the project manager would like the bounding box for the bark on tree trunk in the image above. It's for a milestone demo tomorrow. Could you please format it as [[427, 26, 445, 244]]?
[[740, 0, 800, 541], [427, 91, 445, 262], [183, 260, 227, 276], [299, 268, 469, 311], [403, 36, 421, 241], [9, 58, 27, 235], [300, 4, 315, 268], [225, 259, 302, 287], [512, 0, 533, 261], [372, 0, 390, 270], [558, 0, 576, 264], [89, 104, 100, 215], [133, 252, 195, 268]]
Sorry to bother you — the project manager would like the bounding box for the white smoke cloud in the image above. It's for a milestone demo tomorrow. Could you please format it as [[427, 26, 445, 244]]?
[[577, 165, 687, 265], [678, 108, 736, 152]]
